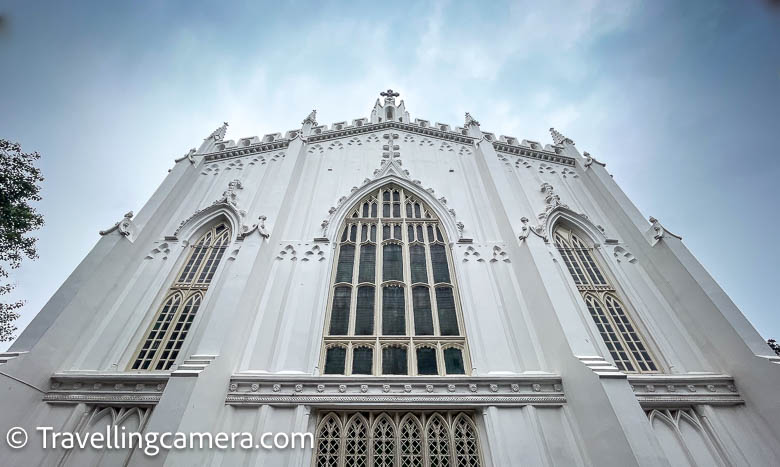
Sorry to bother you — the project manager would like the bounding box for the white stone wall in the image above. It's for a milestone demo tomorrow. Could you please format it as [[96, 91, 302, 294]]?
[[2, 106, 780, 466]]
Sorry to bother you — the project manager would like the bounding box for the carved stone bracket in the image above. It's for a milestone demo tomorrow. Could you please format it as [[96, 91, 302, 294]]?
[[174, 148, 197, 164], [627, 374, 743, 408], [225, 375, 564, 407], [583, 151, 606, 169], [99, 211, 136, 241], [43, 373, 169, 405], [646, 216, 682, 246]]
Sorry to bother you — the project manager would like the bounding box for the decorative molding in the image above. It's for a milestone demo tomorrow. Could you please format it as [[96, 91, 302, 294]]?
[[174, 179, 246, 238], [494, 143, 576, 167], [170, 354, 217, 377], [225, 375, 564, 407], [204, 139, 290, 163], [577, 355, 626, 379], [99, 211, 136, 241], [307, 121, 474, 146], [647, 216, 682, 246], [549, 127, 574, 146], [628, 374, 743, 407], [43, 373, 169, 405]]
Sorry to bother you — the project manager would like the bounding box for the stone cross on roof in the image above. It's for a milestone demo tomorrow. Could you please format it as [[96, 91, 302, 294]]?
[[380, 89, 400, 103]]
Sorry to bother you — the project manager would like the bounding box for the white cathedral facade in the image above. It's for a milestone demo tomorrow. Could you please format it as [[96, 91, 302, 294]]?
[[2, 90, 780, 466]]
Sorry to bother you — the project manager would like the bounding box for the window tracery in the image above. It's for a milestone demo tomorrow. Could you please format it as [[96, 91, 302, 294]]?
[[314, 411, 482, 467], [321, 185, 470, 376], [130, 223, 231, 370], [553, 225, 657, 373]]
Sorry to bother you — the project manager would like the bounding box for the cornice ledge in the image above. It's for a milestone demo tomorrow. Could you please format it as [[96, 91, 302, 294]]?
[[627, 374, 742, 407], [494, 142, 576, 168], [225, 374, 564, 407], [43, 372, 170, 405], [204, 139, 290, 163]]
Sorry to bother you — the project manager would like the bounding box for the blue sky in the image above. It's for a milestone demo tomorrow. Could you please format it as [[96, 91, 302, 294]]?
[[1, 0, 778, 351]]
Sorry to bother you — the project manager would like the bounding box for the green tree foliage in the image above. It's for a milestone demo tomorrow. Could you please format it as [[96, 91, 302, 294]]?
[[0, 139, 44, 342]]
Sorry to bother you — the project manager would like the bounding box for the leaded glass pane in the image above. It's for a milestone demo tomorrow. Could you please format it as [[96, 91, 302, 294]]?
[[355, 286, 375, 335], [352, 347, 373, 374], [329, 286, 351, 335], [358, 244, 375, 283], [336, 245, 355, 283], [383, 243, 403, 281], [382, 346, 407, 374], [430, 244, 450, 284], [436, 287, 459, 335], [444, 347, 465, 374], [324, 347, 346, 374], [412, 286, 434, 335], [410, 245, 428, 284], [382, 287, 405, 335], [416, 347, 438, 375]]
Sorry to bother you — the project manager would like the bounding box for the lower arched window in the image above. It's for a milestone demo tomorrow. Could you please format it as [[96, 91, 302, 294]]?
[[554, 224, 657, 373], [314, 411, 483, 467], [130, 223, 231, 370]]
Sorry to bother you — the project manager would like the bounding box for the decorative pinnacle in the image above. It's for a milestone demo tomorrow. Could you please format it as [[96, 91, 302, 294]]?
[[208, 122, 229, 142], [380, 88, 400, 103], [302, 109, 317, 126], [549, 127, 574, 146], [464, 112, 480, 127]]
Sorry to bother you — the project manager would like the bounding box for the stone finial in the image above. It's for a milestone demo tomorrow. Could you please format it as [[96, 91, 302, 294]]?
[[302, 109, 317, 126], [549, 127, 574, 145], [465, 112, 480, 127]]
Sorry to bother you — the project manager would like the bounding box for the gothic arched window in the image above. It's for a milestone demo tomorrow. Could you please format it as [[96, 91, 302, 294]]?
[[130, 223, 231, 370], [321, 184, 470, 376], [554, 225, 657, 373]]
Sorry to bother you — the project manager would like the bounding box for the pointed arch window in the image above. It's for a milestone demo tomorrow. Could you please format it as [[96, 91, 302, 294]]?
[[321, 184, 471, 376], [130, 223, 231, 370], [554, 225, 657, 373], [314, 411, 484, 467]]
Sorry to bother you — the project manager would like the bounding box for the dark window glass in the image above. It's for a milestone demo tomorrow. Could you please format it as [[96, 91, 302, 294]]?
[[393, 191, 400, 201], [414, 203, 421, 218], [362, 203, 369, 217], [329, 286, 351, 335], [410, 245, 428, 284], [444, 348, 465, 374], [383, 191, 390, 201], [361, 225, 368, 242], [382, 346, 407, 375], [340, 226, 348, 242], [324, 347, 346, 374], [416, 347, 438, 375], [355, 286, 375, 335], [436, 287, 459, 335], [350, 225, 357, 242], [383, 225, 391, 240], [371, 203, 377, 217], [436, 226, 444, 242], [383, 244, 403, 281], [335, 245, 355, 283], [430, 244, 450, 283], [393, 203, 400, 217], [358, 244, 375, 283], [416, 225, 423, 241], [427, 225, 435, 243], [406, 204, 413, 218], [370, 225, 377, 241], [383, 204, 390, 217], [382, 287, 405, 335], [352, 347, 373, 375], [412, 286, 434, 335], [408, 225, 414, 241], [394, 225, 401, 239]]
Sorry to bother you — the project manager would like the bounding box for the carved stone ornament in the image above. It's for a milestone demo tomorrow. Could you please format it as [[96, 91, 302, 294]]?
[[464, 112, 480, 128], [549, 127, 574, 146], [302, 109, 318, 126], [239, 215, 270, 239], [99, 211, 135, 240], [648, 216, 682, 245], [518, 183, 600, 243], [174, 179, 246, 238]]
